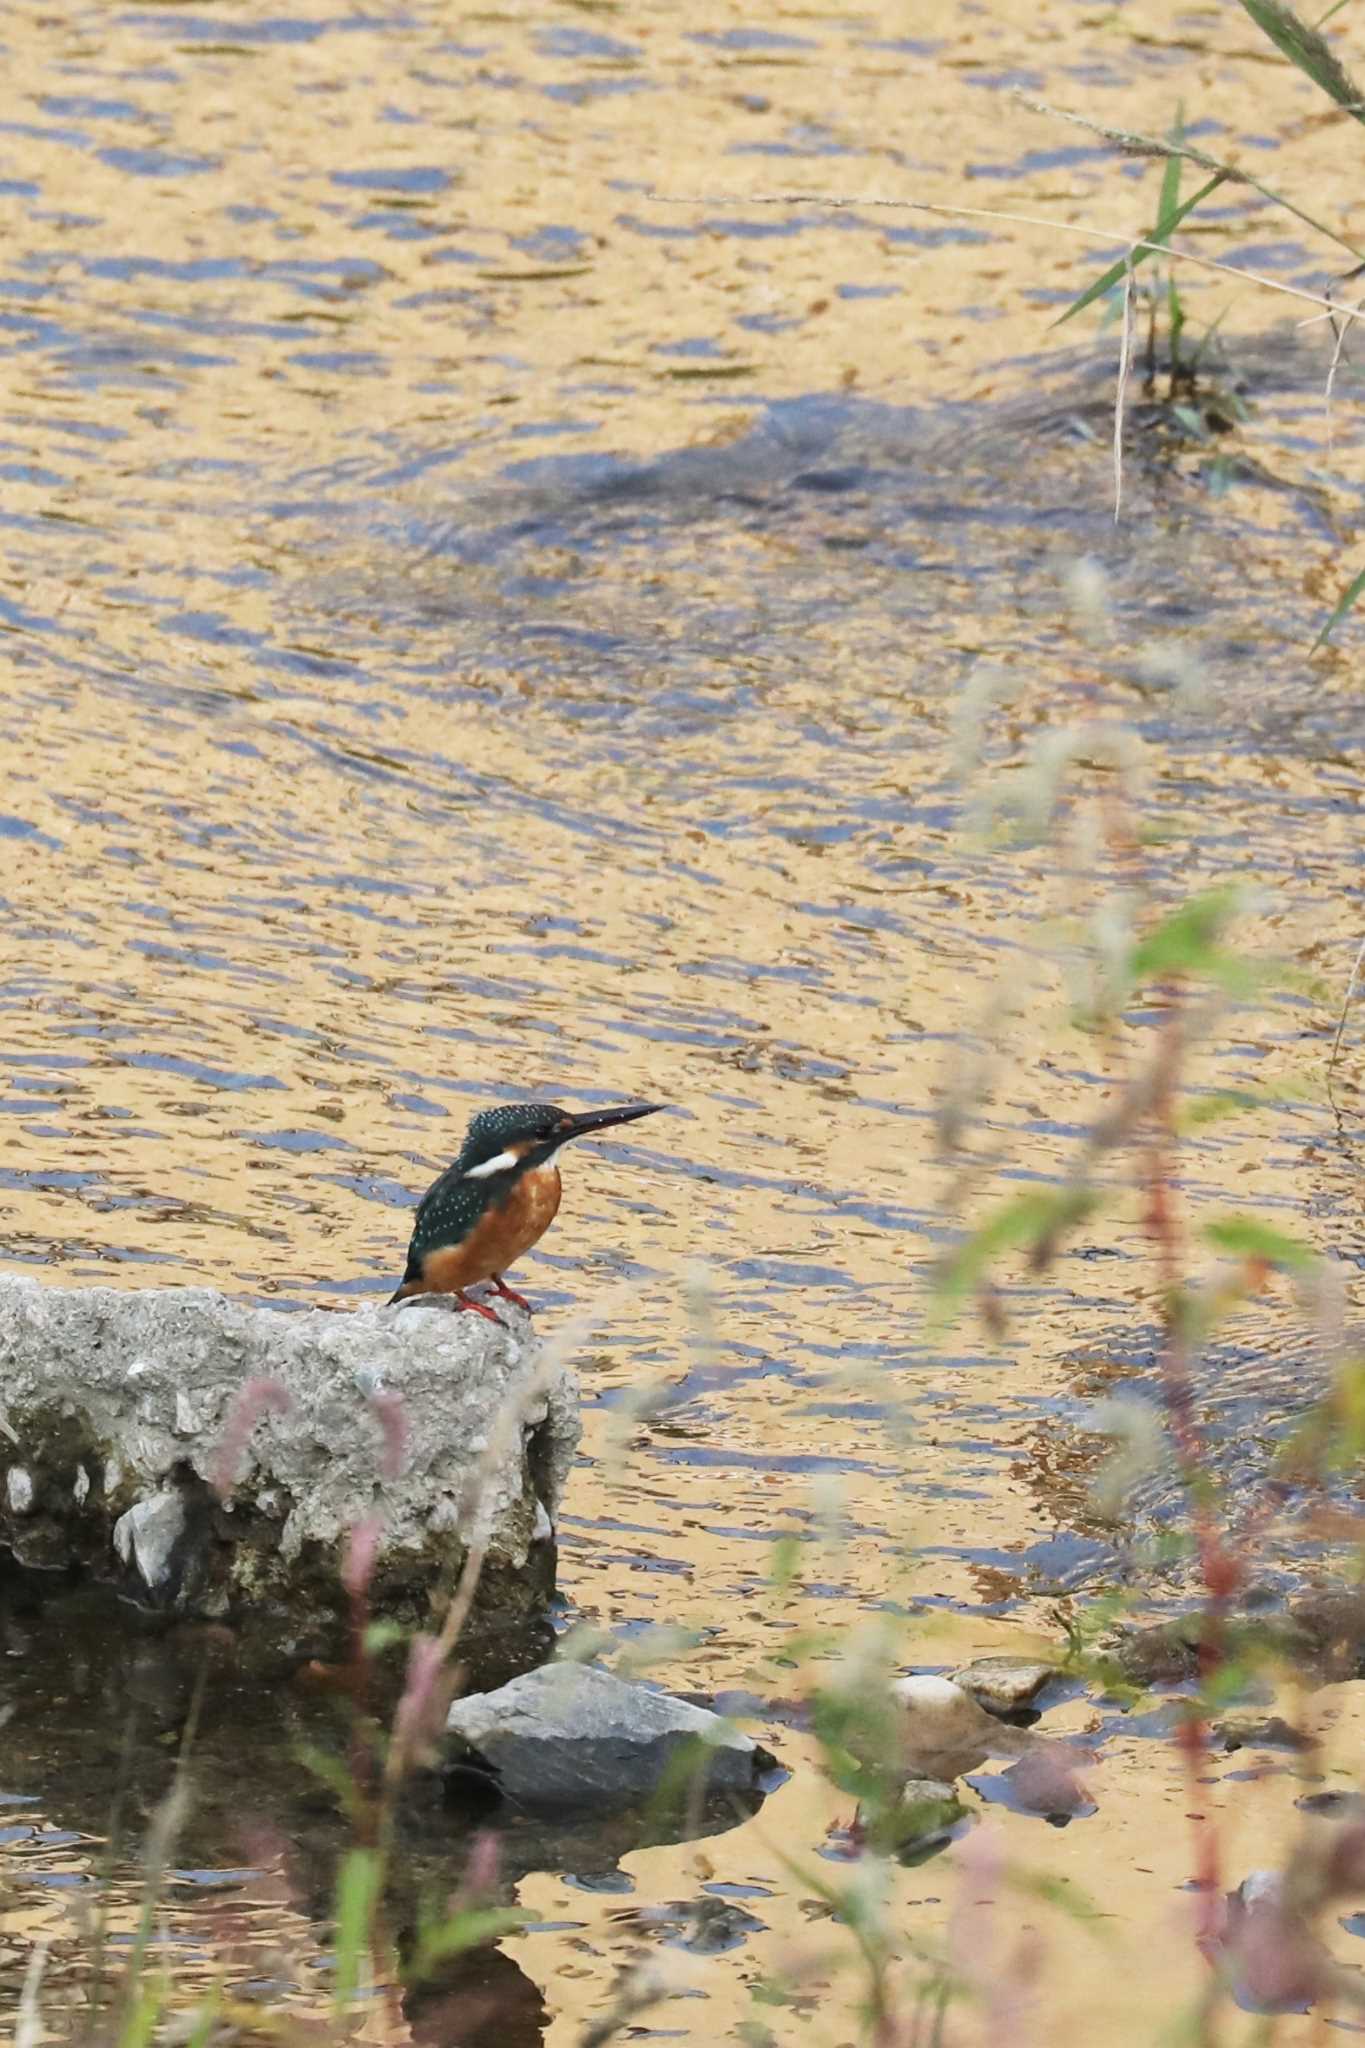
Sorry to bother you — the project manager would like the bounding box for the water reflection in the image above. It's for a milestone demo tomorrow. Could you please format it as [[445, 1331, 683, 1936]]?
[[3, 0, 1365, 2035]]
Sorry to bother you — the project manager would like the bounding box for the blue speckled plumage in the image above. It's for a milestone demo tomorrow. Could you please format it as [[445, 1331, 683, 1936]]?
[[459, 1103, 567, 1172], [390, 1098, 662, 1308], [402, 1104, 567, 1276]]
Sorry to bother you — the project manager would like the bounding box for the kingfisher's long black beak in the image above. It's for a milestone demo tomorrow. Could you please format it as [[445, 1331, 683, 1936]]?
[[559, 1103, 663, 1142]]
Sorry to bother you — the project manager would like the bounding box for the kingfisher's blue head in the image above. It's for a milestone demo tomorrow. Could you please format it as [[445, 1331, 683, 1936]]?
[[455, 1101, 661, 1180]]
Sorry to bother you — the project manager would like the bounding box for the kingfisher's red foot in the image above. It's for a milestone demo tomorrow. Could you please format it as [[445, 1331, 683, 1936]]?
[[489, 1274, 532, 1312], [392, 1289, 503, 1325], [457, 1289, 505, 1325]]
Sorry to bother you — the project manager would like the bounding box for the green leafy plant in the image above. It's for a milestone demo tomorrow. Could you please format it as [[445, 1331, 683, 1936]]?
[[1051, 0, 1365, 637]]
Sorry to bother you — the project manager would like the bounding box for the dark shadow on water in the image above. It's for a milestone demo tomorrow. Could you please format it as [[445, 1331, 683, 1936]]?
[[0, 1569, 772, 2032]]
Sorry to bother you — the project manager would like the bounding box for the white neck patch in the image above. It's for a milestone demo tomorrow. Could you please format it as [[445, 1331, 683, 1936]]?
[[464, 1147, 519, 1180]]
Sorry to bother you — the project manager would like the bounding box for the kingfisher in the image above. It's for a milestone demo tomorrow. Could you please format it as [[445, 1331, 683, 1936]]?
[[388, 1100, 662, 1318]]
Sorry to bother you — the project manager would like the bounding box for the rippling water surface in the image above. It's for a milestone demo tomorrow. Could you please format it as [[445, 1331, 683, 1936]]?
[[3, 0, 1365, 2038]]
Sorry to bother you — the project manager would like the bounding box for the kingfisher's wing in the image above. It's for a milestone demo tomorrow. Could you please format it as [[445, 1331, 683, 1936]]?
[[402, 1163, 497, 1279]]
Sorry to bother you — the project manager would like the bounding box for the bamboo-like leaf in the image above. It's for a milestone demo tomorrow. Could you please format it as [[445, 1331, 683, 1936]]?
[[413, 1907, 531, 1978], [1312, 562, 1365, 648], [1055, 173, 1225, 326], [362, 1618, 408, 1655], [770, 1531, 802, 1598], [1157, 111, 1184, 231], [933, 1187, 1101, 1319], [1202, 1215, 1319, 1271], [1240, 0, 1365, 121], [1178, 1089, 1262, 1130], [1022, 92, 1363, 263], [1010, 1870, 1110, 1929], [1128, 888, 1258, 994], [295, 1740, 366, 1826]]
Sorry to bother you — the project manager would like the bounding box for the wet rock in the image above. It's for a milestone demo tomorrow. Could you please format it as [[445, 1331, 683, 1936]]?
[[1296, 1790, 1365, 1820], [1116, 1597, 1365, 1692], [1113, 1616, 1204, 1685], [890, 1674, 1035, 1780], [1284, 1591, 1365, 1681], [1206, 1870, 1327, 2015], [0, 1277, 578, 1652], [615, 1895, 768, 1955], [996, 1746, 1097, 1820], [113, 1488, 188, 1592], [951, 1655, 1054, 1715], [892, 1776, 967, 1849], [845, 1775, 967, 1859], [5, 1467, 34, 1516], [444, 1662, 775, 1811], [1216, 1715, 1311, 1754]]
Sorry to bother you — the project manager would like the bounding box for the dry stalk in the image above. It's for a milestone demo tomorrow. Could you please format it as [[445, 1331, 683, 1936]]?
[[1115, 250, 1136, 522], [1014, 90, 1364, 263], [1323, 281, 1364, 454], [1327, 933, 1365, 1127], [647, 186, 1365, 329], [15, 1938, 50, 2048]]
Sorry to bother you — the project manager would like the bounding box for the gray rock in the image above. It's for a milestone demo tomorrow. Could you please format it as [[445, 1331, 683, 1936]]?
[[951, 1655, 1055, 1714], [997, 1745, 1098, 1818], [6, 1466, 34, 1516], [0, 1277, 579, 1650], [899, 1775, 960, 1808], [1113, 1616, 1203, 1685], [1285, 1591, 1365, 1681], [1216, 1715, 1311, 1754], [113, 1488, 187, 1591], [850, 1775, 968, 1858], [1297, 1789, 1365, 1820], [619, 1895, 769, 1955], [894, 1776, 968, 1849], [1218, 1869, 1327, 2012], [1234, 1869, 1284, 1909], [445, 1661, 774, 1810], [890, 1675, 1035, 1780]]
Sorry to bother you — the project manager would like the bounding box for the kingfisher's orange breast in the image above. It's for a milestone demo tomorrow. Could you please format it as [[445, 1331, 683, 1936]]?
[[419, 1164, 562, 1293]]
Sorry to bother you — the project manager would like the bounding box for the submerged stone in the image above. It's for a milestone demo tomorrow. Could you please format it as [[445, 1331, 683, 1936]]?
[[1211, 1869, 1327, 2014], [1115, 1600, 1365, 1690], [0, 1278, 578, 1653], [1284, 1591, 1365, 1681], [1113, 1616, 1204, 1685], [445, 1661, 776, 1810], [894, 1775, 967, 1847], [1216, 1714, 1311, 1754]]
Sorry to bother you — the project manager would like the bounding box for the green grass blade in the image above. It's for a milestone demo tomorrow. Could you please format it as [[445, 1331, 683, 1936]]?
[[1312, 562, 1365, 648], [1129, 888, 1239, 980], [181, 1991, 222, 2048], [332, 1847, 381, 2016], [1126, 887, 1261, 995], [413, 1907, 531, 1978], [1239, 0, 1365, 122], [932, 1187, 1101, 1321], [1054, 172, 1225, 327], [1202, 1216, 1319, 1271], [116, 1979, 166, 2048], [1157, 110, 1184, 228]]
